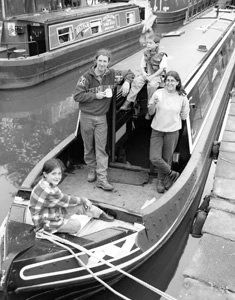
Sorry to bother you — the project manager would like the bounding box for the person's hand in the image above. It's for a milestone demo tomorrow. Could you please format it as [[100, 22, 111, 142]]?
[[147, 101, 155, 109], [148, 97, 158, 115], [80, 197, 92, 209], [96, 91, 106, 99], [145, 75, 151, 82], [148, 97, 158, 107], [120, 81, 130, 97], [142, 73, 148, 81]]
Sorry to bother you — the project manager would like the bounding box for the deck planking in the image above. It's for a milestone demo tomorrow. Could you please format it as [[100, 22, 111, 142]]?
[[60, 165, 160, 214]]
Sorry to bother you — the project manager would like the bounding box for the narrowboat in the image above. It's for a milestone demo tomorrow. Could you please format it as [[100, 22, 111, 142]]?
[[1, 6, 235, 300], [0, 0, 144, 89], [151, 0, 222, 32]]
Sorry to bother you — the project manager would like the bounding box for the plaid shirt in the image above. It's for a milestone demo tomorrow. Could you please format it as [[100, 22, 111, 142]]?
[[29, 179, 80, 232]]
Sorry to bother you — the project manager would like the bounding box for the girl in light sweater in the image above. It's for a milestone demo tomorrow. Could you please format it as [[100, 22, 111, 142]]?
[[148, 71, 190, 193]]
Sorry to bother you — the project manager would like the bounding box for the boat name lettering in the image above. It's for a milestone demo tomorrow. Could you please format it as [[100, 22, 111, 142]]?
[[74, 22, 90, 37], [102, 14, 116, 31]]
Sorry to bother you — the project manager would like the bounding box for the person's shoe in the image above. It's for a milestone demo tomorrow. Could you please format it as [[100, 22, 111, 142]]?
[[156, 179, 165, 193], [170, 170, 180, 182], [87, 169, 96, 182], [99, 212, 115, 222], [120, 100, 131, 110], [164, 171, 180, 190], [96, 180, 114, 191]]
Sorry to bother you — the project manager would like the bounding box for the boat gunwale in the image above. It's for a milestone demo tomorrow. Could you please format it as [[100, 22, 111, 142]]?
[[138, 39, 235, 249]]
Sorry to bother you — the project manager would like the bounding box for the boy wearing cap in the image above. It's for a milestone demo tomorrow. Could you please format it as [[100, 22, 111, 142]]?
[[120, 36, 167, 112]]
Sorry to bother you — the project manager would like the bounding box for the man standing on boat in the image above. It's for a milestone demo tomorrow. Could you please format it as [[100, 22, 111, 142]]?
[[74, 49, 134, 191]]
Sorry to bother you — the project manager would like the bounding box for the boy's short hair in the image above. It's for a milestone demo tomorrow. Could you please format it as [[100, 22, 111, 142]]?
[[153, 35, 161, 44], [146, 32, 161, 44], [95, 49, 111, 62]]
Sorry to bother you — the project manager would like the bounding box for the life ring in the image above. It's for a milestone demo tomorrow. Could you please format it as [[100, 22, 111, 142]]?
[[191, 210, 208, 238]]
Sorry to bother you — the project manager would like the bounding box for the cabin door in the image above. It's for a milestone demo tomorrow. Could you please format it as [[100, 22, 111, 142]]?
[[28, 25, 46, 56]]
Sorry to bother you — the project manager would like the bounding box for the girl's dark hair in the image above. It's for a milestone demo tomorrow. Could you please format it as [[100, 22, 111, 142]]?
[[42, 158, 63, 175], [93, 49, 111, 65], [165, 70, 187, 96], [32, 158, 64, 187]]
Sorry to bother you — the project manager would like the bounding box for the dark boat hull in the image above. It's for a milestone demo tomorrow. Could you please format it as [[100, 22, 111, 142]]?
[[0, 3, 143, 90], [4, 194, 199, 300], [0, 24, 142, 90], [153, 0, 218, 33]]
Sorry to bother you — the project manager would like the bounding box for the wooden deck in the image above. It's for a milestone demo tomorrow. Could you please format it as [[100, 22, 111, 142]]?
[[180, 93, 235, 299], [60, 165, 160, 214]]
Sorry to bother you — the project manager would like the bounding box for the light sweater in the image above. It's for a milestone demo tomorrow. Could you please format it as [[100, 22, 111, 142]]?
[[149, 88, 190, 132]]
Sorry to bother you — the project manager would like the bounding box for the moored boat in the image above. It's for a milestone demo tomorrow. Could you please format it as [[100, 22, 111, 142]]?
[[0, 0, 144, 89], [151, 0, 223, 32], [0, 6, 235, 300]]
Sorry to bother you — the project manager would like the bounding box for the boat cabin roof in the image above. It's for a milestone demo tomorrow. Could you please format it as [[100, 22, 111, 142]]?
[[12, 3, 136, 25], [114, 9, 235, 86]]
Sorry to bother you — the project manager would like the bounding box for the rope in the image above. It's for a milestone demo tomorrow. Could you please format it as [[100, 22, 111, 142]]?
[[38, 233, 132, 300], [37, 231, 177, 300]]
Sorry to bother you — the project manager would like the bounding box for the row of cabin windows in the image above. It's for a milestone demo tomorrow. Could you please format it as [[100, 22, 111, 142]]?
[[57, 12, 135, 45], [189, 30, 235, 144]]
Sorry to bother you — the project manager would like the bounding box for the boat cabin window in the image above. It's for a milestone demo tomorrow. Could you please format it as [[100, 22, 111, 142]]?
[[197, 73, 212, 118], [0, 2, 2, 21], [58, 26, 74, 43], [115, 14, 120, 27], [90, 20, 102, 34], [64, 0, 81, 8], [189, 30, 235, 147], [126, 11, 135, 25]]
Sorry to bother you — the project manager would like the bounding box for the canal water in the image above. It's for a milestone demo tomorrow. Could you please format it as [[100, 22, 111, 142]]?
[[0, 68, 80, 221], [0, 67, 215, 299]]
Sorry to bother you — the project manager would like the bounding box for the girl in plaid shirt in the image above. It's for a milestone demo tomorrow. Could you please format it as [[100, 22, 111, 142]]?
[[30, 158, 113, 234]]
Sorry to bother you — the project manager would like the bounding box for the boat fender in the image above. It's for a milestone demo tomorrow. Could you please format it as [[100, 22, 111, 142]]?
[[211, 140, 220, 160], [191, 195, 210, 238], [198, 195, 210, 213], [191, 210, 207, 238]]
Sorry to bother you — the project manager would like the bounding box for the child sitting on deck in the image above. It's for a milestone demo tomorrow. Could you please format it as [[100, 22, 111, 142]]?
[[120, 35, 167, 117], [29, 158, 114, 235]]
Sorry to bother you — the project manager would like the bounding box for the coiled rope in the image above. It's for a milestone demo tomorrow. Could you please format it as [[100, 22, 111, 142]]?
[[37, 231, 177, 300]]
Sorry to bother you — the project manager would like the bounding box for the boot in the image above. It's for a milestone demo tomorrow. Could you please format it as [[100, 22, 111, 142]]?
[[96, 179, 114, 191], [87, 169, 96, 182], [120, 100, 131, 110], [164, 171, 179, 190], [156, 179, 165, 193]]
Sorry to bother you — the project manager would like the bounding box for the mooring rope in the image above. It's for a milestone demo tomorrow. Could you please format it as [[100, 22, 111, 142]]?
[[37, 231, 177, 300], [37, 232, 132, 300]]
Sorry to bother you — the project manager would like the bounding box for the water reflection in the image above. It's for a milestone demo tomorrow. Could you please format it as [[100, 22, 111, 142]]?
[[0, 95, 78, 186]]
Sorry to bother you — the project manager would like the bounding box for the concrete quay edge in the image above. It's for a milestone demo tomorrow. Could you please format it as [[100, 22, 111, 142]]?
[[178, 96, 235, 300]]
